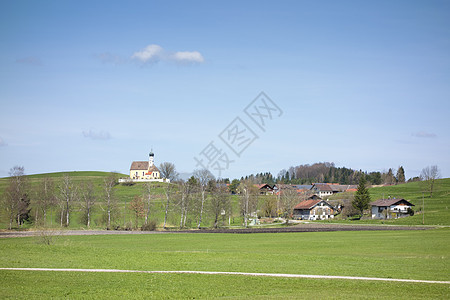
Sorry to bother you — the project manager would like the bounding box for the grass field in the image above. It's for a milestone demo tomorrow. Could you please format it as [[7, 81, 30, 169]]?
[[1, 228, 449, 298], [0, 172, 449, 229], [327, 178, 450, 226]]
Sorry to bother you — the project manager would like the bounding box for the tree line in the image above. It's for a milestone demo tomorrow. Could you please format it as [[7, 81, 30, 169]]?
[[241, 162, 410, 186], [1, 163, 441, 229]]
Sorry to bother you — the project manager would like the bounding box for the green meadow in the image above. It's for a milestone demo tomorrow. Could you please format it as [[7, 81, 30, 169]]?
[[1, 171, 449, 229], [327, 178, 450, 226], [1, 229, 449, 298]]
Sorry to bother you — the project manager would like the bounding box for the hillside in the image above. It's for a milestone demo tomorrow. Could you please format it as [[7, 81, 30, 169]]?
[[328, 178, 450, 226], [0, 172, 448, 228]]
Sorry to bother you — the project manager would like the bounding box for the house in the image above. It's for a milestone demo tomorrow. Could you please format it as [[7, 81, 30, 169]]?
[[371, 198, 415, 219], [310, 183, 357, 198], [310, 184, 333, 198], [123, 150, 167, 182], [257, 184, 274, 195], [293, 199, 336, 220]]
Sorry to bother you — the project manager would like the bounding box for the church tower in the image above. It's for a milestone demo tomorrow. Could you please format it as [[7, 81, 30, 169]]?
[[149, 150, 154, 167]]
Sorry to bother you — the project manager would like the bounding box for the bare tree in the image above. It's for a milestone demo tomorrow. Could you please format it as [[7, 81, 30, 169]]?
[[238, 179, 258, 228], [159, 162, 178, 229], [3, 166, 29, 229], [208, 180, 231, 228], [130, 195, 145, 229], [103, 172, 118, 228], [193, 168, 214, 229], [58, 174, 77, 227], [177, 177, 197, 229], [420, 165, 441, 198], [34, 177, 56, 227], [80, 181, 96, 228], [262, 195, 277, 217], [280, 186, 300, 221]]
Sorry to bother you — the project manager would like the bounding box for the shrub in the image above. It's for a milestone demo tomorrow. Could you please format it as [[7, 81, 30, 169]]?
[[141, 220, 157, 231]]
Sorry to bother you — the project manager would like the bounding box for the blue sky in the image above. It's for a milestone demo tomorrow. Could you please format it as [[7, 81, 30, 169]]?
[[0, 0, 449, 179]]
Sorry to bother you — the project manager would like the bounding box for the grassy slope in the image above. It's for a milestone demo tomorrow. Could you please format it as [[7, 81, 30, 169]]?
[[0, 171, 246, 229], [327, 178, 450, 226], [0, 172, 449, 228], [0, 229, 449, 298]]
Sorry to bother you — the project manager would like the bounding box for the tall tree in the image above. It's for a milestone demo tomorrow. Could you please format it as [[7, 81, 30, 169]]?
[[228, 179, 240, 194], [384, 168, 396, 185], [159, 162, 178, 229], [193, 168, 214, 229], [238, 179, 258, 228], [34, 177, 56, 226], [352, 175, 371, 216], [3, 166, 29, 229], [396, 166, 405, 184], [80, 181, 96, 228], [58, 174, 78, 227], [208, 180, 231, 228], [103, 172, 118, 228], [420, 165, 440, 198], [130, 195, 145, 229], [280, 186, 299, 221], [178, 176, 197, 228]]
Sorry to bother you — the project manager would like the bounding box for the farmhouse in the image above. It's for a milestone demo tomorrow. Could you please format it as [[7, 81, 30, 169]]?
[[126, 151, 166, 182], [257, 184, 274, 195], [293, 199, 336, 220], [371, 198, 415, 219], [310, 183, 357, 198]]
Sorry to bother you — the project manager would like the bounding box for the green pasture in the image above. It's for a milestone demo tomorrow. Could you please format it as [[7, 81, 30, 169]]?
[[0, 172, 449, 229], [327, 178, 450, 226], [0, 229, 449, 298]]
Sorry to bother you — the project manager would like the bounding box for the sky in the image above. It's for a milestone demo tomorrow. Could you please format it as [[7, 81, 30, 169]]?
[[0, 0, 449, 180]]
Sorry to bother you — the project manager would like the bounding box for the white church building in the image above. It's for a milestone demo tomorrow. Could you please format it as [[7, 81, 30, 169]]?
[[120, 151, 168, 183]]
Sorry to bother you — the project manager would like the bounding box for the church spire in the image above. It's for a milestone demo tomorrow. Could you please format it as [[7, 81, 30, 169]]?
[[149, 149, 154, 167]]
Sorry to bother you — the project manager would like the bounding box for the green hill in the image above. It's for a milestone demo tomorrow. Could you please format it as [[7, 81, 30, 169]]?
[[328, 178, 450, 226], [1, 172, 448, 229]]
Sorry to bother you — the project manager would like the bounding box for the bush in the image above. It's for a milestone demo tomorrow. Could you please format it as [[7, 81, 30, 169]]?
[[141, 220, 157, 231]]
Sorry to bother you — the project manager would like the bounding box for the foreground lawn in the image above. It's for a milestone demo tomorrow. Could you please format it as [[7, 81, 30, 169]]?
[[1, 229, 449, 298], [1, 271, 449, 299]]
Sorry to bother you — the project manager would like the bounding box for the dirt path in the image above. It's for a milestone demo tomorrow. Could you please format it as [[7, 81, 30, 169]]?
[[0, 268, 448, 284], [0, 223, 433, 238]]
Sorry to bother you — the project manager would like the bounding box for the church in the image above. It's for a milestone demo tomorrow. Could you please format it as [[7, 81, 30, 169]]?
[[128, 151, 165, 182]]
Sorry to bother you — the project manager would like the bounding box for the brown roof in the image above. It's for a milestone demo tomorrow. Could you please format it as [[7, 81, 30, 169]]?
[[371, 198, 414, 207], [147, 165, 160, 173], [314, 184, 333, 192], [293, 200, 321, 210], [130, 161, 149, 170]]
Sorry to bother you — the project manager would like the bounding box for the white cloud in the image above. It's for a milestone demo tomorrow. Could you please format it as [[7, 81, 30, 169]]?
[[0, 137, 7, 146], [131, 44, 164, 62], [82, 129, 111, 140], [412, 132, 437, 138], [131, 44, 204, 64], [171, 51, 204, 63]]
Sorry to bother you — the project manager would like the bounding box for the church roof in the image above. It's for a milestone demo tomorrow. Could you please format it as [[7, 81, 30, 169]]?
[[130, 161, 160, 172], [130, 161, 149, 170]]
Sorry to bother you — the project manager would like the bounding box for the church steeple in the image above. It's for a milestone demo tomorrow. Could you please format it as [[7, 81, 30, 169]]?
[[149, 149, 154, 167]]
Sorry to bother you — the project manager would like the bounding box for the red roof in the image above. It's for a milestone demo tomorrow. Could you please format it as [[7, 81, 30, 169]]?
[[293, 200, 321, 210]]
